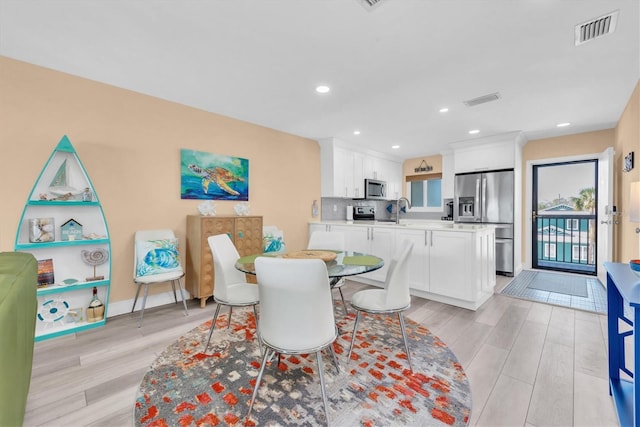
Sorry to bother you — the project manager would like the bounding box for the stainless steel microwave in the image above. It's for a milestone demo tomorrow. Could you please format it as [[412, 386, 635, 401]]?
[[364, 178, 386, 200]]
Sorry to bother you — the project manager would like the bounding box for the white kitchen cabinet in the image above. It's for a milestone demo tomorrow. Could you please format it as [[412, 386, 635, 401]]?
[[334, 147, 355, 197], [452, 131, 526, 174], [339, 225, 368, 252], [328, 224, 394, 282], [441, 151, 455, 199], [320, 140, 361, 198], [396, 228, 429, 292], [308, 223, 355, 245], [310, 221, 495, 310], [364, 226, 395, 281], [364, 156, 402, 199], [309, 223, 328, 236], [363, 155, 377, 180], [397, 229, 473, 299], [353, 152, 365, 198], [428, 231, 473, 300], [320, 138, 401, 199]]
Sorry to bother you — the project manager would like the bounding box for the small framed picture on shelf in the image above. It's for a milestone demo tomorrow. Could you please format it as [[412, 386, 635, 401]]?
[[29, 218, 55, 242], [37, 258, 55, 287]]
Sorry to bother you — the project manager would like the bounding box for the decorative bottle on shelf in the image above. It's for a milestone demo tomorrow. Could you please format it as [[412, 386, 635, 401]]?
[[87, 286, 104, 323], [312, 200, 319, 218]]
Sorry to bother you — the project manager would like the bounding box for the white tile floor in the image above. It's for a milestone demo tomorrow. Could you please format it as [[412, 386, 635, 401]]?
[[499, 270, 607, 313]]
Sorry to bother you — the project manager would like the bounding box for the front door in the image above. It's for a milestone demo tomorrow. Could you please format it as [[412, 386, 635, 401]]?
[[597, 147, 615, 284], [532, 160, 598, 275]]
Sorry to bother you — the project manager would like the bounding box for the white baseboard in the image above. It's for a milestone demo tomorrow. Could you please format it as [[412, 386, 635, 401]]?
[[107, 289, 193, 318]]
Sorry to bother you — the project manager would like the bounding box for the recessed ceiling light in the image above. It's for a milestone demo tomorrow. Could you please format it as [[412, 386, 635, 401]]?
[[557, 122, 571, 127], [439, 107, 449, 113], [392, 145, 400, 149], [353, 130, 361, 135], [469, 129, 480, 135], [315, 85, 330, 94]]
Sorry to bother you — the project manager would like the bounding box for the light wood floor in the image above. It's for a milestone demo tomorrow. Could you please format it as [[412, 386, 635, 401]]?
[[24, 278, 618, 427]]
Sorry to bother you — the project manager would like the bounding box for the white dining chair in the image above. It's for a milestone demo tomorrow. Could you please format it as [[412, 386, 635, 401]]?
[[247, 256, 339, 424], [347, 239, 415, 371], [205, 234, 260, 351], [132, 229, 189, 328], [307, 230, 348, 313]]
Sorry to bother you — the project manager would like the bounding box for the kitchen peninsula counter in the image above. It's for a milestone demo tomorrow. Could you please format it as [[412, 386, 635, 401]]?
[[314, 219, 494, 232], [309, 220, 496, 310]]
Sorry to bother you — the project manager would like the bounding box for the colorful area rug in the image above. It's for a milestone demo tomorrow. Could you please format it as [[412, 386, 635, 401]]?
[[134, 306, 471, 426]]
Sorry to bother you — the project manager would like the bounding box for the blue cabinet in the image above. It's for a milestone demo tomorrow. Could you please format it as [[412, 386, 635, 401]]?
[[605, 262, 640, 426]]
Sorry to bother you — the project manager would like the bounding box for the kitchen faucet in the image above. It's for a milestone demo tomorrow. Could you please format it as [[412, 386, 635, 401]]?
[[396, 197, 411, 224]]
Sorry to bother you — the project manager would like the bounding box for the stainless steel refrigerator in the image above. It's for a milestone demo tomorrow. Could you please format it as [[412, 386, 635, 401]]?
[[454, 169, 514, 275]]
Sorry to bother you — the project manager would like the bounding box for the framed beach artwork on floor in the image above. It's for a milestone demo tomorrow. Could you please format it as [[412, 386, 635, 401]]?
[[180, 149, 249, 201]]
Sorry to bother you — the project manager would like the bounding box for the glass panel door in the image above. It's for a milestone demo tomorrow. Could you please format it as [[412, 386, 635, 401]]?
[[532, 160, 597, 275]]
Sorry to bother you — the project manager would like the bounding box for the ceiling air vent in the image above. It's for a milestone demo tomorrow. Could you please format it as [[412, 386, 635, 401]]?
[[575, 10, 619, 46], [463, 92, 501, 107], [358, 0, 386, 11]]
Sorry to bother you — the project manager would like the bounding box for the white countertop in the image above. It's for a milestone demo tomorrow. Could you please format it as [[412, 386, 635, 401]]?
[[310, 219, 495, 232]]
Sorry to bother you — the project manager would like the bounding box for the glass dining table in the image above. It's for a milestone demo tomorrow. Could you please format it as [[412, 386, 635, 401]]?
[[235, 250, 384, 281]]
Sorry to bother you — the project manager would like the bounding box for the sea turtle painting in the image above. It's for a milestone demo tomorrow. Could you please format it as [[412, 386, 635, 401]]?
[[188, 164, 244, 196], [180, 149, 249, 200]]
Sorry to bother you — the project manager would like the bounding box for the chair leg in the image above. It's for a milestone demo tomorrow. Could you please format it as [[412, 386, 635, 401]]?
[[328, 344, 340, 374], [316, 350, 331, 423], [398, 313, 413, 372], [227, 306, 233, 329], [176, 278, 189, 316], [338, 287, 348, 314], [347, 311, 362, 361], [131, 284, 142, 313], [252, 304, 259, 323], [170, 281, 178, 303], [252, 305, 262, 352], [247, 348, 273, 421], [137, 284, 149, 328], [205, 303, 223, 350]]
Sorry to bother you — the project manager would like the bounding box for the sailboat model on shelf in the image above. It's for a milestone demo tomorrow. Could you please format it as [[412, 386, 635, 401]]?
[[48, 159, 82, 196], [14, 135, 111, 341]]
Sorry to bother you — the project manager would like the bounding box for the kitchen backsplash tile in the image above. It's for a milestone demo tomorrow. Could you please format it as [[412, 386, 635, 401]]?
[[320, 197, 444, 221]]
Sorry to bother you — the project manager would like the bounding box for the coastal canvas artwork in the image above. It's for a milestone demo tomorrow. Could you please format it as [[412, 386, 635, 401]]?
[[180, 149, 249, 200]]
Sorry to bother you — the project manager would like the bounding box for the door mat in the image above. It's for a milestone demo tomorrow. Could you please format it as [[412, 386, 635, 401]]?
[[500, 270, 606, 313], [526, 271, 588, 297]]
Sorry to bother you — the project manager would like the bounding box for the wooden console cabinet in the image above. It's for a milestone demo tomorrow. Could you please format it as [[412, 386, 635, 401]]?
[[185, 215, 263, 308]]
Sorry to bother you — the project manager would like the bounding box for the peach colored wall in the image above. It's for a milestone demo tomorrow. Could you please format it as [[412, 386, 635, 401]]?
[[614, 81, 640, 263], [403, 155, 442, 177], [0, 56, 320, 303], [523, 130, 614, 163], [402, 155, 442, 196]]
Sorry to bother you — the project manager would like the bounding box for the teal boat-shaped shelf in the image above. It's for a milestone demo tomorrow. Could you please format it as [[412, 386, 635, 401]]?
[[37, 280, 110, 297], [15, 238, 110, 251], [14, 135, 111, 341], [27, 200, 102, 207], [35, 319, 106, 342]]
